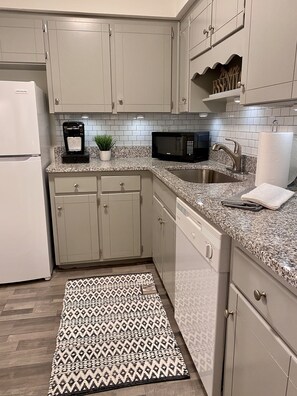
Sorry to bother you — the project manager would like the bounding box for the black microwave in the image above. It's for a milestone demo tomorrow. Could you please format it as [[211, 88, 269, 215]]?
[[152, 131, 209, 162]]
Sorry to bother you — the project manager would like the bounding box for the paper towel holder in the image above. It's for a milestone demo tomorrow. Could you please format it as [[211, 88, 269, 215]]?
[[272, 119, 279, 132]]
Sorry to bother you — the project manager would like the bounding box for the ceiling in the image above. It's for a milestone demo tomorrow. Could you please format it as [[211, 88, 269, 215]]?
[[0, 0, 196, 19]]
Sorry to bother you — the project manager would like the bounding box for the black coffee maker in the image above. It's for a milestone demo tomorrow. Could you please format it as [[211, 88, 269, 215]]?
[[62, 121, 90, 163]]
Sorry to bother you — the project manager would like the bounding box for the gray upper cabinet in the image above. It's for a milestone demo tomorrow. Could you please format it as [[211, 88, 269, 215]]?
[[189, 0, 244, 60], [189, 0, 212, 59], [179, 18, 190, 112], [0, 16, 44, 63], [211, 0, 244, 46], [45, 18, 112, 113], [113, 23, 172, 112], [240, 0, 297, 105]]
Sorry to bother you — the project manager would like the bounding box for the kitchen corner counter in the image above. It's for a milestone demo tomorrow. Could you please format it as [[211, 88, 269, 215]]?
[[47, 157, 297, 293]]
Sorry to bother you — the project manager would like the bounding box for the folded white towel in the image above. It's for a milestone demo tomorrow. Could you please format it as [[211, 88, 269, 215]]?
[[241, 183, 294, 210]]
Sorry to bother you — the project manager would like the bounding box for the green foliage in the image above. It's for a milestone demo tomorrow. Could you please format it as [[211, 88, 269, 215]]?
[[94, 135, 116, 151]]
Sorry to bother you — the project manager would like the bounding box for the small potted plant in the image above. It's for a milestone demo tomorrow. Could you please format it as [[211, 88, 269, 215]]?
[[94, 134, 116, 161]]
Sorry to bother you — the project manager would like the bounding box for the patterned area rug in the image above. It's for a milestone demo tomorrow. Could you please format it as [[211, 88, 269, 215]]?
[[48, 272, 189, 396]]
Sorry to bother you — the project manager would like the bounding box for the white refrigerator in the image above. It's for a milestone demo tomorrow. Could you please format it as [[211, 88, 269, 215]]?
[[0, 81, 53, 284]]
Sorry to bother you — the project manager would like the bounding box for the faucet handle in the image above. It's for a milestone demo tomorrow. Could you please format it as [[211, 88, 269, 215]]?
[[225, 138, 241, 155]]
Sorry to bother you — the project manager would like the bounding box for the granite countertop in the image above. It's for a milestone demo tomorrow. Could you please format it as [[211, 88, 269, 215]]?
[[47, 157, 297, 292]]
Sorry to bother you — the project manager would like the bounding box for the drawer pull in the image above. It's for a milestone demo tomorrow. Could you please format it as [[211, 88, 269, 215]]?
[[224, 309, 234, 319], [120, 182, 124, 186], [254, 289, 266, 301], [57, 206, 62, 211], [74, 183, 79, 188], [103, 204, 108, 208]]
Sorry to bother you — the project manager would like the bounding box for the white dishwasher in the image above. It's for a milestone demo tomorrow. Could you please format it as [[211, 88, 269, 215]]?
[[175, 198, 230, 396]]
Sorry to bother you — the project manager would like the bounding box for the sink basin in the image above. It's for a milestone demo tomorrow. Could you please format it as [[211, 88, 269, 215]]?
[[168, 168, 240, 183]]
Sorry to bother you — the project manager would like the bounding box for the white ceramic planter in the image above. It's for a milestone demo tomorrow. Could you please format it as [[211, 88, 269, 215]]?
[[99, 150, 111, 161]]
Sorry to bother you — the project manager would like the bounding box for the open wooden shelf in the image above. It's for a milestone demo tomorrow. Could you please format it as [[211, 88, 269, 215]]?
[[202, 88, 241, 103]]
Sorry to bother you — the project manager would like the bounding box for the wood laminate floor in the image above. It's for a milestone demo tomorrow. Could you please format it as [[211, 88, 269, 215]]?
[[0, 263, 207, 396]]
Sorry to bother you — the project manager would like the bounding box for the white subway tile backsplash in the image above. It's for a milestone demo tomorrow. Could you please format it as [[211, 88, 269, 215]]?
[[54, 104, 297, 157]]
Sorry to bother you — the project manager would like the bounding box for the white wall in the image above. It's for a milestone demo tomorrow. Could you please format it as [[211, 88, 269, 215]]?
[[0, 0, 193, 18]]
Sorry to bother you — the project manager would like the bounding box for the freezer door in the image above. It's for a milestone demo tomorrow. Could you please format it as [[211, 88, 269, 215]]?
[[0, 156, 52, 283], [0, 81, 41, 156]]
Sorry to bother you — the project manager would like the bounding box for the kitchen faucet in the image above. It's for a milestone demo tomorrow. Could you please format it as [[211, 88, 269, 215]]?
[[212, 138, 242, 173]]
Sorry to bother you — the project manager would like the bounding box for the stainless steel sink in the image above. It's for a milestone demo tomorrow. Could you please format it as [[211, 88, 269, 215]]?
[[168, 168, 240, 183]]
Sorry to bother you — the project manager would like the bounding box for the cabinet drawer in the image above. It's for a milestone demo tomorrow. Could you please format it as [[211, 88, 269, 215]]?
[[232, 246, 297, 354], [54, 176, 97, 193], [101, 175, 140, 192], [153, 176, 176, 218]]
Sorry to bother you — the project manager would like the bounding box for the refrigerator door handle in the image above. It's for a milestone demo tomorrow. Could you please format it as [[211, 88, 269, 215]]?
[[0, 155, 40, 162]]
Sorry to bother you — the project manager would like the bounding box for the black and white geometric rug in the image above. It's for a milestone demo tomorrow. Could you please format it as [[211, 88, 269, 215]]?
[[48, 272, 189, 396]]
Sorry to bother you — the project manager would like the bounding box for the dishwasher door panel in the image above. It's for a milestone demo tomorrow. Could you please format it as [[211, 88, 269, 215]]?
[[175, 225, 228, 396]]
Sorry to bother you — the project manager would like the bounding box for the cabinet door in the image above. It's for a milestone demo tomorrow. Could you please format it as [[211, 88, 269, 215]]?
[[46, 19, 112, 113], [55, 194, 99, 263], [224, 285, 291, 396], [152, 195, 163, 278], [162, 207, 176, 306], [223, 286, 238, 396], [241, 0, 297, 105], [100, 192, 141, 259], [287, 356, 297, 396], [211, 0, 244, 46], [189, 0, 212, 59], [114, 23, 172, 112], [0, 16, 44, 63], [179, 19, 190, 112]]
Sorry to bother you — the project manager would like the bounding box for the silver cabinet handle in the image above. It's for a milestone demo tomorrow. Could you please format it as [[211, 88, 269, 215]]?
[[224, 309, 234, 319], [54, 98, 60, 105], [208, 25, 214, 33], [120, 182, 124, 186], [118, 99, 123, 105], [237, 82, 245, 93], [57, 206, 62, 211], [203, 28, 209, 36], [73, 183, 79, 188], [205, 243, 213, 259], [103, 204, 108, 208], [182, 97, 187, 104], [254, 289, 266, 301]]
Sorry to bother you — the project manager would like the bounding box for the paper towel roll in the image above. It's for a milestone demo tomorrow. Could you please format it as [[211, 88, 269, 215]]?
[[255, 132, 293, 188]]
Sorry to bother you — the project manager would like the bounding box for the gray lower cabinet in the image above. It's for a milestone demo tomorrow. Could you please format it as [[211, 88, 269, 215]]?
[[224, 285, 291, 396], [152, 195, 163, 276], [152, 177, 176, 306], [49, 172, 151, 266], [152, 195, 176, 305], [54, 194, 100, 264], [224, 243, 297, 396], [100, 192, 141, 259]]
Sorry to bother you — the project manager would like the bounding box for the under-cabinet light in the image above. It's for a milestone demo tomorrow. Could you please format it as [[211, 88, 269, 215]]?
[[234, 97, 241, 103], [199, 113, 208, 118], [293, 104, 297, 112], [81, 114, 89, 119], [133, 114, 145, 120]]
